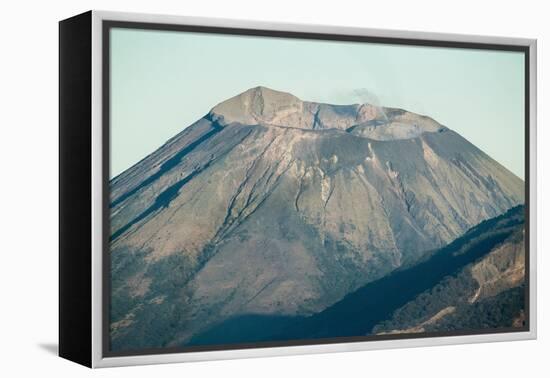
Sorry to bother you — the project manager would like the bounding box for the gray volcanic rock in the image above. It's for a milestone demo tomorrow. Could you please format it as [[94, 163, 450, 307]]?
[[109, 86, 524, 350]]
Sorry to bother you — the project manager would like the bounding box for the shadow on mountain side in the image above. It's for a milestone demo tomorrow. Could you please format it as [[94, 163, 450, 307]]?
[[187, 314, 304, 346], [185, 205, 524, 346], [274, 205, 524, 340]]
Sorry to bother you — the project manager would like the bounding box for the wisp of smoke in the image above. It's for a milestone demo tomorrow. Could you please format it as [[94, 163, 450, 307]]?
[[351, 88, 388, 121]]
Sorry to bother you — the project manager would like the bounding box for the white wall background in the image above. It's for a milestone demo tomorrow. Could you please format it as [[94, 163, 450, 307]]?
[[0, 0, 546, 376]]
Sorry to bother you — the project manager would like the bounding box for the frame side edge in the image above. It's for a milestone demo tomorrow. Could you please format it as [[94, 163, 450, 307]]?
[[59, 10, 93, 368], [528, 39, 537, 339]]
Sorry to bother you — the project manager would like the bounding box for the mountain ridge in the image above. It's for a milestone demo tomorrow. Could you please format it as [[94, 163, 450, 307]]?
[[208, 86, 447, 140]]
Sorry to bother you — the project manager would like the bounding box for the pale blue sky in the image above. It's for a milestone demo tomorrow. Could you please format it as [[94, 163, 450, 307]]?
[[110, 28, 525, 179]]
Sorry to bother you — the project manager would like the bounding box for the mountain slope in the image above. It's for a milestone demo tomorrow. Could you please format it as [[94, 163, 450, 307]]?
[[188, 206, 525, 345], [109, 86, 524, 351], [257, 206, 525, 342]]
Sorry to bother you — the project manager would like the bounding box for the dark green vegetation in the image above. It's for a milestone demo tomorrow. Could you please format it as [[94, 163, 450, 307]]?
[[419, 286, 525, 332]]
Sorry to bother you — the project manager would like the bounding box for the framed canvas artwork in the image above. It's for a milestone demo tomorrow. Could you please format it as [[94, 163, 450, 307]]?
[[59, 10, 537, 368]]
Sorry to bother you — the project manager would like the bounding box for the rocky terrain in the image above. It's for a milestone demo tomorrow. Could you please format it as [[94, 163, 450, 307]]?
[[109, 86, 525, 352]]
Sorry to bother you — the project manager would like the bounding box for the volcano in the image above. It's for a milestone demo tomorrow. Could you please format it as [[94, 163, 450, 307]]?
[[108, 86, 524, 351]]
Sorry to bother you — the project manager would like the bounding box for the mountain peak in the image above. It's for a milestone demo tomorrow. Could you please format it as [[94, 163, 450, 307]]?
[[247, 85, 297, 98], [209, 86, 303, 126], [208, 87, 447, 140]]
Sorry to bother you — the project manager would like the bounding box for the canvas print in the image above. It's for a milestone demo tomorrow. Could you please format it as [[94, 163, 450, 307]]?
[[107, 27, 527, 354]]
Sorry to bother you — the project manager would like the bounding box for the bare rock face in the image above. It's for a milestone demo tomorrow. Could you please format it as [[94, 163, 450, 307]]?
[[469, 229, 525, 303], [109, 86, 525, 351]]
